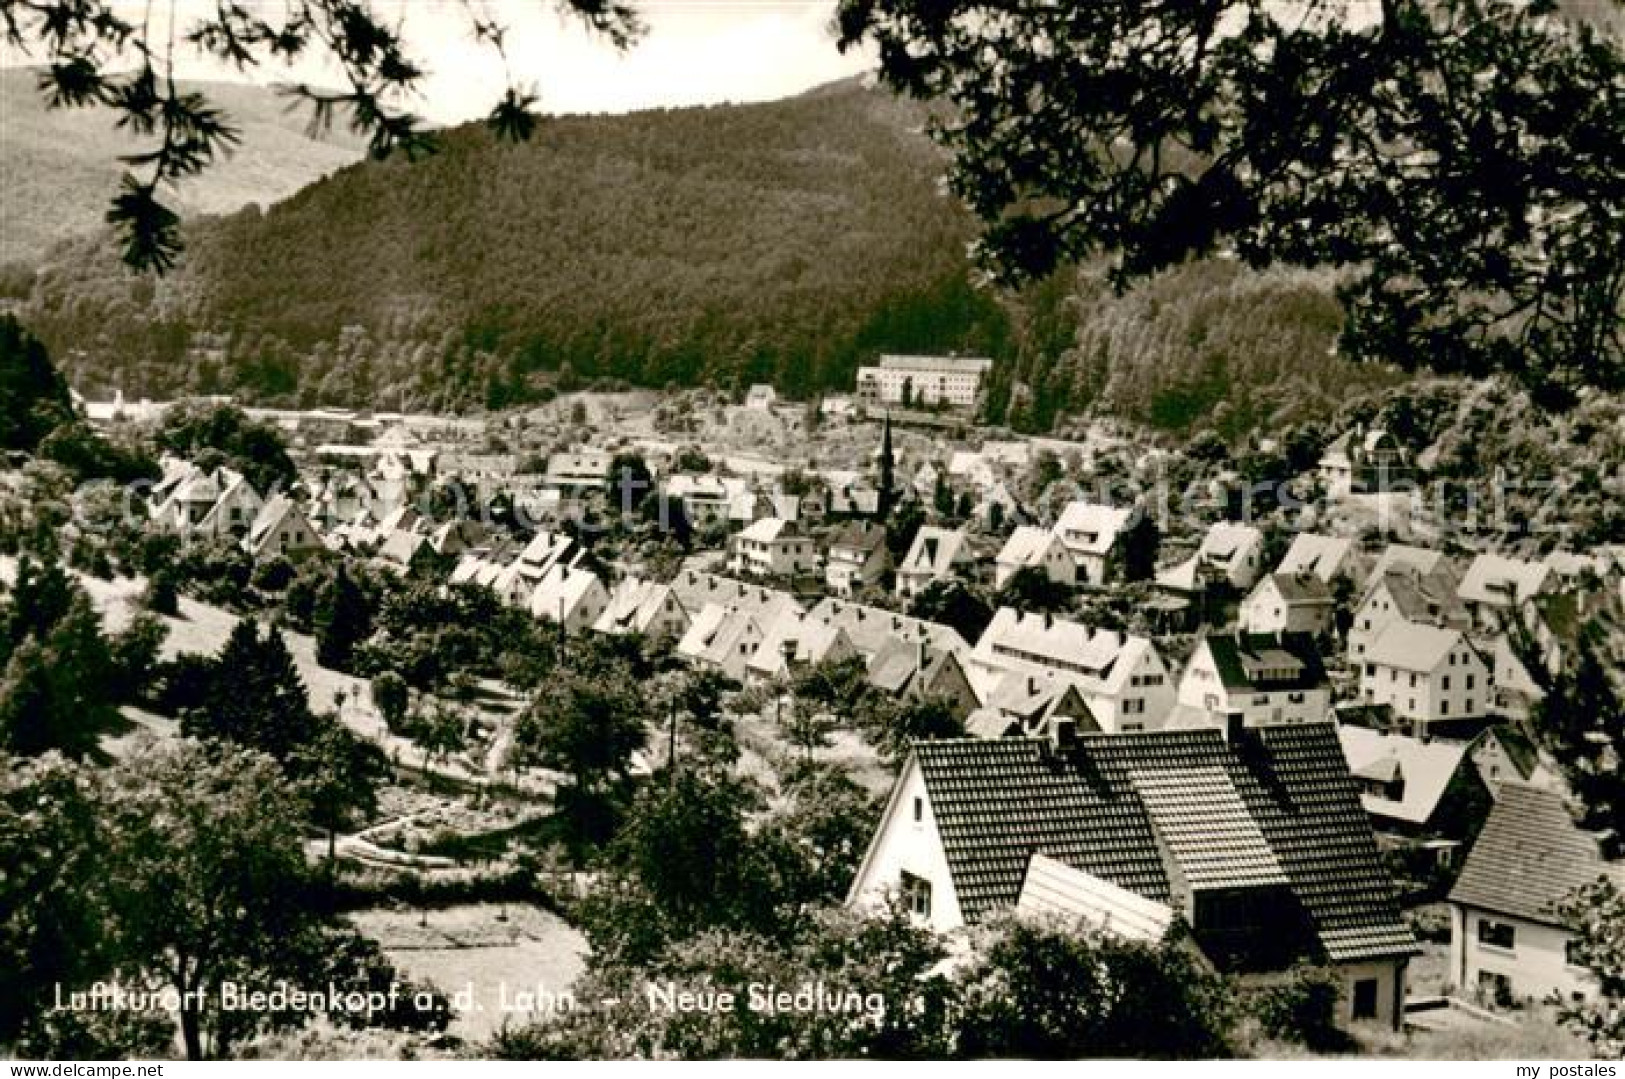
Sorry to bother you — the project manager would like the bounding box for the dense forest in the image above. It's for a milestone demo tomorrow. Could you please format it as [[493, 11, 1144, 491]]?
[[14, 80, 1402, 436]]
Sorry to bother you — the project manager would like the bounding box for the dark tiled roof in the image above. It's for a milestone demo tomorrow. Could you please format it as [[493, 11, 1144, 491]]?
[[1204, 632, 1329, 693], [1449, 783, 1615, 927], [913, 724, 1416, 963]]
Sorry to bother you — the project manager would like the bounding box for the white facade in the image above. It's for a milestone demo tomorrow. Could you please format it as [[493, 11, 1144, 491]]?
[[729, 518, 818, 579], [1052, 502, 1132, 585], [994, 526, 1076, 590], [846, 757, 968, 933], [1239, 576, 1334, 636], [854, 355, 993, 411], [529, 565, 609, 634], [969, 609, 1176, 733], [1175, 640, 1331, 728], [1359, 623, 1491, 729], [1449, 905, 1599, 1004]]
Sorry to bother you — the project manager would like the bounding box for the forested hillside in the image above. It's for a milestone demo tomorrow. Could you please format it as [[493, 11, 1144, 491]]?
[[14, 79, 1403, 436], [988, 260, 1404, 440], [0, 69, 365, 267]]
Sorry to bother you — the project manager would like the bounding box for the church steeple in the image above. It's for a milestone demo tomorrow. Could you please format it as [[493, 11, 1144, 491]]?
[[877, 411, 895, 521]]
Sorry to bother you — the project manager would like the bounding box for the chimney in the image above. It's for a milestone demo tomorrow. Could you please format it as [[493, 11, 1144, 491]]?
[[1224, 710, 1246, 746]]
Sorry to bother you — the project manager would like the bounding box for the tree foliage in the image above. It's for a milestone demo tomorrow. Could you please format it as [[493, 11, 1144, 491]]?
[[1557, 876, 1625, 1058], [953, 916, 1235, 1059], [838, 0, 1625, 403], [0, 313, 73, 452]]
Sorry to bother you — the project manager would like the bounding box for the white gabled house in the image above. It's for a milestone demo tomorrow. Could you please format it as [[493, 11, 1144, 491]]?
[[675, 603, 765, 683], [1240, 572, 1335, 636], [745, 609, 858, 684], [1174, 632, 1332, 729], [1051, 501, 1133, 585], [729, 517, 819, 579], [1156, 521, 1266, 594], [528, 564, 609, 634], [594, 578, 689, 642], [1448, 784, 1623, 1005], [242, 496, 323, 561], [969, 608, 1176, 733], [1457, 554, 1556, 632], [1348, 566, 1469, 664], [1358, 621, 1492, 735], [896, 526, 975, 598], [824, 521, 890, 597], [848, 726, 1419, 1031], [994, 526, 1076, 590], [1277, 532, 1363, 587]]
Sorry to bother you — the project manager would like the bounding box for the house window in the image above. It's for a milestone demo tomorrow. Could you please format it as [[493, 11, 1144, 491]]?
[[1442, 676, 1451, 690], [1478, 970, 1513, 1007], [913, 797, 923, 824], [1352, 978, 1379, 1020], [1467, 674, 1476, 689], [900, 871, 932, 918], [1478, 919, 1516, 950]]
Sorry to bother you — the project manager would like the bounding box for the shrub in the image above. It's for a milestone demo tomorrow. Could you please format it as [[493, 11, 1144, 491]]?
[[1248, 965, 1346, 1052]]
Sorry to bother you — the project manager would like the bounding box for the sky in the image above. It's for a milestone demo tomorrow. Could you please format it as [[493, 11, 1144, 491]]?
[[1, 0, 876, 122]]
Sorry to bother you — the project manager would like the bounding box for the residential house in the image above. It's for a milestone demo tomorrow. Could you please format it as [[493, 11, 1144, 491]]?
[[1370, 543, 1451, 582], [805, 598, 969, 664], [675, 603, 766, 683], [825, 521, 891, 597], [1173, 632, 1332, 729], [1457, 554, 1554, 632], [1051, 502, 1133, 585], [896, 526, 975, 598], [744, 384, 778, 410], [375, 527, 432, 575], [995, 525, 1077, 590], [1277, 532, 1363, 588], [1348, 566, 1469, 664], [1448, 784, 1621, 1004], [970, 675, 1095, 739], [493, 531, 578, 608], [544, 450, 614, 493], [972, 481, 1021, 531], [969, 608, 1176, 733], [668, 570, 801, 626], [1338, 727, 1494, 843], [528, 564, 609, 634], [865, 640, 980, 719], [1240, 573, 1335, 636], [1318, 425, 1411, 496], [242, 496, 323, 561], [1359, 621, 1493, 737], [729, 517, 819, 579], [849, 725, 1418, 1030], [745, 609, 858, 684], [663, 474, 746, 529], [594, 578, 690, 642], [1156, 522, 1266, 595]]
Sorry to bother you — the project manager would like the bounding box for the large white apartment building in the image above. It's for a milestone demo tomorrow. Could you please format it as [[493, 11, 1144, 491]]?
[[854, 354, 993, 411]]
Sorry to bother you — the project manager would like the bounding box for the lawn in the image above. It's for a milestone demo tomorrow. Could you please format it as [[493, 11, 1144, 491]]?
[[348, 903, 588, 1044]]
